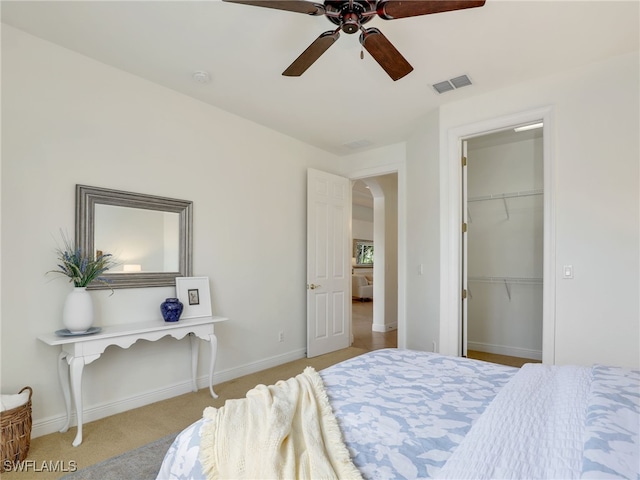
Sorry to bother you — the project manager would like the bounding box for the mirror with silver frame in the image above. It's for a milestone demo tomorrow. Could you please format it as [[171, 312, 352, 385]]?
[[76, 185, 192, 289]]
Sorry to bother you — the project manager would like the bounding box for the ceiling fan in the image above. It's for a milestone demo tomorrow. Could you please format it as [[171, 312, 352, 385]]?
[[222, 0, 485, 81]]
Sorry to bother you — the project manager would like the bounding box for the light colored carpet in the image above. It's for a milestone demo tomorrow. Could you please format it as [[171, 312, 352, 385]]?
[[2, 346, 367, 480], [59, 433, 178, 480]]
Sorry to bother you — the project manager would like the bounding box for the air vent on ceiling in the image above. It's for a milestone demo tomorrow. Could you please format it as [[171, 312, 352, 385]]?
[[344, 139, 373, 150], [432, 74, 472, 94], [432, 80, 455, 94]]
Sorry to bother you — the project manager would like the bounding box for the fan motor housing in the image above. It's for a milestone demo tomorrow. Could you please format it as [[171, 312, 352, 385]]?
[[325, 0, 377, 34]]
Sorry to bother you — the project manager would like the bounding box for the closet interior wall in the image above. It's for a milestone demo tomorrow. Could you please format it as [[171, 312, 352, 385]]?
[[467, 130, 543, 360]]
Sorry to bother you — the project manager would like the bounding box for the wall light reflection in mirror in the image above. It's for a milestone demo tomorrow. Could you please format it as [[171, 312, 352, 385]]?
[[94, 204, 179, 273]]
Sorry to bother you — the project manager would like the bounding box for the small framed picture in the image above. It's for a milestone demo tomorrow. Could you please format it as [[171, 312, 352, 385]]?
[[188, 289, 200, 305], [176, 276, 212, 319]]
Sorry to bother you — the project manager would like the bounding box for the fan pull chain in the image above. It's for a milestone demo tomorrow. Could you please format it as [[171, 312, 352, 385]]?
[[360, 47, 364, 60]]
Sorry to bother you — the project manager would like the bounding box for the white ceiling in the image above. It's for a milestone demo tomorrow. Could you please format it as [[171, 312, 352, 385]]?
[[1, 1, 638, 156]]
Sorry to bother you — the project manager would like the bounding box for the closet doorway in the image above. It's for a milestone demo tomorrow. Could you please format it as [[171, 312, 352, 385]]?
[[462, 124, 544, 365]]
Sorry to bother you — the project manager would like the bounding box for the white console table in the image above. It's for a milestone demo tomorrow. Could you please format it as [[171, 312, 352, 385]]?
[[38, 316, 228, 446]]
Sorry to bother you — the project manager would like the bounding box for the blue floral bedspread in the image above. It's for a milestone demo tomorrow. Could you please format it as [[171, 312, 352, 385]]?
[[157, 349, 515, 479], [156, 349, 639, 480], [319, 348, 516, 479], [581, 365, 640, 479]]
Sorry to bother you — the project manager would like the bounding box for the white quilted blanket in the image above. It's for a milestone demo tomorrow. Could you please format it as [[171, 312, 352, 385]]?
[[199, 367, 363, 480], [436, 363, 591, 479]]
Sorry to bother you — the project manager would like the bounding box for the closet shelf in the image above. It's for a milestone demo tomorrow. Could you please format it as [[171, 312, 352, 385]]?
[[467, 188, 543, 203], [467, 276, 543, 301], [467, 189, 543, 221]]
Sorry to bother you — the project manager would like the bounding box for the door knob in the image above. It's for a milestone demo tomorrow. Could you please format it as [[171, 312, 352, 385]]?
[[308, 283, 321, 290]]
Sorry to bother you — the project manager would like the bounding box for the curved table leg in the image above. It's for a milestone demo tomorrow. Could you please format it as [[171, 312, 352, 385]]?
[[69, 357, 85, 447], [189, 333, 199, 392], [57, 352, 71, 433], [208, 333, 219, 399]]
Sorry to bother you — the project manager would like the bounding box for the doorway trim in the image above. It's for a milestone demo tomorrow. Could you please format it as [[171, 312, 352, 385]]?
[[441, 106, 556, 364], [345, 162, 406, 349]]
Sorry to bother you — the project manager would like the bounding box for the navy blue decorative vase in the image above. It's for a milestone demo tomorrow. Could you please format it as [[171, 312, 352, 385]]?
[[161, 298, 183, 322]]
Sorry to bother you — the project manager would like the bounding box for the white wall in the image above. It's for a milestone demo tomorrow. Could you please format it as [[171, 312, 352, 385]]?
[[1, 26, 341, 435], [352, 209, 373, 241], [426, 52, 639, 368], [405, 110, 441, 352]]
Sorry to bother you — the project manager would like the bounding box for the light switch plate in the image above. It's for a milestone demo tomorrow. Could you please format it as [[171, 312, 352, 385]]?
[[563, 265, 573, 279]]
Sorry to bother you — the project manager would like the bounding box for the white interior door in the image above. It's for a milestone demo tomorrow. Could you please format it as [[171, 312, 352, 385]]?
[[461, 140, 469, 357], [307, 168, 351, 358]]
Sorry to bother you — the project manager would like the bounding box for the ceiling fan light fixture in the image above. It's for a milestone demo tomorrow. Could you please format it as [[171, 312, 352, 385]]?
[[223, 0, 486, 80]]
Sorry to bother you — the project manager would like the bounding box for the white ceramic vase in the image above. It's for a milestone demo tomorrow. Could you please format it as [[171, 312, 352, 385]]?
[[62, 287, 94, 333]]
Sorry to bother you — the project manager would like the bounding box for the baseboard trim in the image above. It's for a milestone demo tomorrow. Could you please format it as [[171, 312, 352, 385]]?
[[372, 322, 397, 333], [31, 381, 196, 439], [468, 341, 542, 361], [200, 348, 307, 386], [32, 347, 307, 439]]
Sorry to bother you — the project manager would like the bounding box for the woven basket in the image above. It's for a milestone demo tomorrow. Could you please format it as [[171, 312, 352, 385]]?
[[0, 386, 33, 473]]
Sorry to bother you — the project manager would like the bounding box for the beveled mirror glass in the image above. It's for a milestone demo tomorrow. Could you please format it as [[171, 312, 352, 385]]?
[[76, 185, 192, 289]]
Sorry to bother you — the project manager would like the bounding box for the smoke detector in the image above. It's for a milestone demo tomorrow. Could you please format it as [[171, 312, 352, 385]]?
[[192, 71, 212, 84]]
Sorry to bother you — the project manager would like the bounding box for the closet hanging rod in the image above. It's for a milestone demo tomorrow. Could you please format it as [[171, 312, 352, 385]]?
[[468, 276, 543, 285], [468, 188, 544, 203]]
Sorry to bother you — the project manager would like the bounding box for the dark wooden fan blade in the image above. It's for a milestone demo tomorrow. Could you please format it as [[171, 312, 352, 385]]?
[[283, 30, 340, 77], [360, 28, 413, 81], [222, 0, 325, 16], [378, 0, 485, 20]]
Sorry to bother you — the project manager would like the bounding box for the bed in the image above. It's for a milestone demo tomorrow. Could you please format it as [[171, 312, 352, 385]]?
[[157, 348, 639, 479]]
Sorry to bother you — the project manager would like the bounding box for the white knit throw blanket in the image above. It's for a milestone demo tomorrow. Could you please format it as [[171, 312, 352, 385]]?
[[199, 367, 363, 480]]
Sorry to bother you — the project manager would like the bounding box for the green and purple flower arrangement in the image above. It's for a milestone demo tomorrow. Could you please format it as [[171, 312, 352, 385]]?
[[48, 231, 117, 290]]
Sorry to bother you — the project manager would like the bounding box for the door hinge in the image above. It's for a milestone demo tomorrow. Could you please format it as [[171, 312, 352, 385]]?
[[462, 156, 467, 167], [462, 289, 467, 300], [462, 222, 468, 233]]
